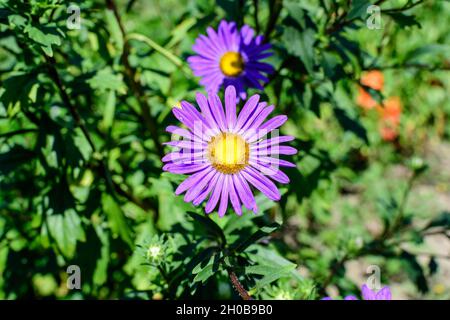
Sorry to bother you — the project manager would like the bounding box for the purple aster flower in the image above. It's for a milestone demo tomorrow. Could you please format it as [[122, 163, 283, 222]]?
[[188, 20, 274, 100], [162, 85, 296, 217], [322, 285, 392, 300], [361, 284, 392, 300]]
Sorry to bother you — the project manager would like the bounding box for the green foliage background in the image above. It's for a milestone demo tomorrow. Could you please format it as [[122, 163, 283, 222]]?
[[0, 0, 449, 299]]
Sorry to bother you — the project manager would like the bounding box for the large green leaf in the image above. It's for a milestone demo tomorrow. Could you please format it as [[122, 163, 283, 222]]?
[[282, 26, 316, 74], [101, 194, 133, 247], [46, 210, 85, 258]]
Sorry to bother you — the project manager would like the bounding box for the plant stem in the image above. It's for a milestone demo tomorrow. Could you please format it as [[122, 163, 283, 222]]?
[[227, 269, 253, 300], [46, 56, 97, 152], [264, 0, 282, 40], [45, 56, 154, 214], [253, 0, 260, 33], [382, 0, 424, 13], [105, 0, 164, 158]]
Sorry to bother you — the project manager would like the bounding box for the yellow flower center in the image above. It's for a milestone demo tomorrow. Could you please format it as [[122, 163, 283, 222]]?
[[208, 133, 249, 174], [219, 52, 244, 77]]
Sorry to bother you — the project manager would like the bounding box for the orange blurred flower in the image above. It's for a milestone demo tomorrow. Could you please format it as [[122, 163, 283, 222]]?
[[377, 96, 402, 141], [361, 70, 384, 91], [356, 70, 384, 110]]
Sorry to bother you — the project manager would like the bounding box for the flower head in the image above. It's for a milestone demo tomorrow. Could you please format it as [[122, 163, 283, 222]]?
[[140, 235, 167, 265], [147, 245, 162, 261], [162, 85, 296, 217], [357, 70, 384, 110], [188, 20, 274, 100]]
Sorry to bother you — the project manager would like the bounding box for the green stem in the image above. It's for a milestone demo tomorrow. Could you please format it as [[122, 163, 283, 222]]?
[[264, 0, 283, 40], [105, 0, 164, 158], [253, 0, 260, 33], [227, 269, 253, 300], [127, 33, 184, 69]]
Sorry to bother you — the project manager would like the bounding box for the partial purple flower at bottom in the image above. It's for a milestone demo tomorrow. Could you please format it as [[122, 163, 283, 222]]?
[[321, 295, 357, 301], [322, 285, 392, 300], [361, 284, 392, 300]]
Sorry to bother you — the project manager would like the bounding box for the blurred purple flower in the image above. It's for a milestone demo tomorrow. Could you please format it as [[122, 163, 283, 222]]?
[[188, 20, 274, 100], [361, 284, 392, 300], [322, 285, 392, 300], [321, 295, 357, 300]]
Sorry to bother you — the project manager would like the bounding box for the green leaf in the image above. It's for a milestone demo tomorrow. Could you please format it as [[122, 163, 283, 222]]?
[[229, 223, 280, 253], [102, 194, 133, 247], [105, 8, 124, 55], [101, 90, 116, 131], [0, 72, 37, 112], [282, 27, 316, 74], [0, 146, 35, 175], [192, 252, 220, 284], [428, 257, 438, 276], [403, 44, 449, 63], [333, 105, 369, 144], [87, 68, 126, 94], [386, 12, 421, 28], [166, 17, 197, 48], [7, 14, 27, 28], [284, 1, 307, 28], [46, 210, 85, 258], [400, 250, 428, 293], [321, 51, 344, 80], [188, 211, 226, 245], [92, 225, 110, 286], [0, 243, 8, 298], [24, 24, 62, 57], [347, 0, 370, 20], [149, 176, 193, 230], [0, 8, 12, 25], [425, 212, 450, 230], [247, 264, 296, 292], [245, 246, 302, 293]]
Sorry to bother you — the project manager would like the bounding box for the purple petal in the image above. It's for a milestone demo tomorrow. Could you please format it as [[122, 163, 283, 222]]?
[[195, 92, 221, 135], [225, 85, 237, 130], [361, 284, 376, 300], [174, 166, 212, 195], [208, 91, 227, 132], [163, 163, 209, 175], [205, 173, 225, 213], [235, 94, 260, 131], [237, 102, 266, 134], [184, 169, 217, 202], [193, 172, 220, 206], [218, 174, 230, 217], [233, 173, 257, 212], [162, 151, 206, 164], [259, 115, 288, 133], [375, 287, 392, 300], [243, 105, 274, 135], [241, 167, 281, 201], [228, 175, 242, 216], [253, 156, 296, 168], [252, 136, 295, 150]]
